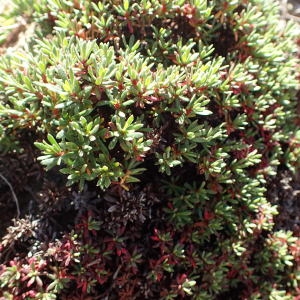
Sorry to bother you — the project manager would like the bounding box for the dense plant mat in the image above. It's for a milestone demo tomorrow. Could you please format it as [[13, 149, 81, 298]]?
[[0, 0, 299, 299]]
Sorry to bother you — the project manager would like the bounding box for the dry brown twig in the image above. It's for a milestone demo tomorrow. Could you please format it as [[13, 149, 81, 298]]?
[[0, 173, 20, 218]]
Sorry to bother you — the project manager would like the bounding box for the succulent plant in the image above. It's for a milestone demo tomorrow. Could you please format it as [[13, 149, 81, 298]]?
[[0, 0, 299, 299]]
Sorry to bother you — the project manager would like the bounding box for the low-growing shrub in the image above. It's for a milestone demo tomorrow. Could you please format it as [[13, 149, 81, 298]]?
[[0, 0, 299, 299]]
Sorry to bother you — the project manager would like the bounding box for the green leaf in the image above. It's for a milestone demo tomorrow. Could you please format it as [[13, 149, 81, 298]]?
[[34, 82, 68, 95], [47, 134, 61, 152], [34, 142, 48, 151], [195, 109, 212, 116], [124, 0, 130, 11]]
